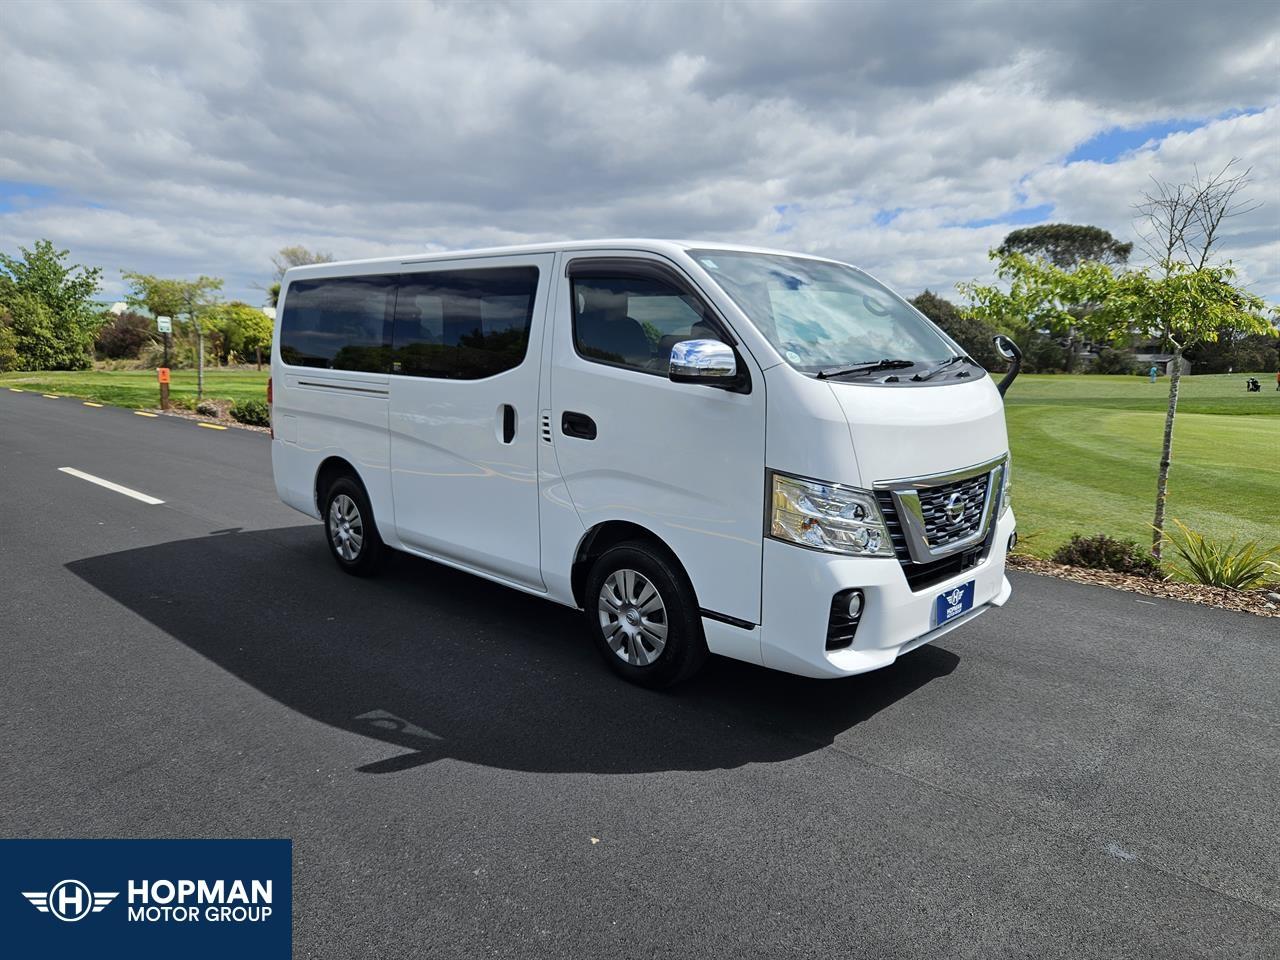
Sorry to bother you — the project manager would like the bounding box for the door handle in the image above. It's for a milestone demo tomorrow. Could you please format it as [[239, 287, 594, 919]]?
[[561, 411, 597, 440], [501, 404, 516, 444]]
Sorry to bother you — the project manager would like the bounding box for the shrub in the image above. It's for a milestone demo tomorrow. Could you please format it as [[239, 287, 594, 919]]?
[[1051, 534, 1161, 577], [195, 400, 220, 417], [1089, 347, 1138, 375], [95, 311, 155, 359], [1162, 520, 1280, 591], [230, 398, 270, 427]]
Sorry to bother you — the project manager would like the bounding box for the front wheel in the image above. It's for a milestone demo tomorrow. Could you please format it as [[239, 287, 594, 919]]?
[[323, 476, 385, 576], [584, 543, 708, 688]]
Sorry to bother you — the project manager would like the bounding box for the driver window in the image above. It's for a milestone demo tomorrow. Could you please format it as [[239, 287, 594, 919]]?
[[572, 275, 723, 374]]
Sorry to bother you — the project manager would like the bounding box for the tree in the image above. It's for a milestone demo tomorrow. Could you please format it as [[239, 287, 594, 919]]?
[[1132, 159, 1272, 557], [997, 223, 1133, 268], [962, 249, 1275, 559], [122, 272, 223, 397], [267, 246, 333, 306], [209, 301, 273, 367], [910, 290, 1004, 370], [996, 224, 1133, 372], [0, 240, 104, 370]]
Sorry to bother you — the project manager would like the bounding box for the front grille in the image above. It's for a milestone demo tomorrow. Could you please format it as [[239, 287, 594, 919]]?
[[918, 473, 989, 548], [876, 490, 991, 592]]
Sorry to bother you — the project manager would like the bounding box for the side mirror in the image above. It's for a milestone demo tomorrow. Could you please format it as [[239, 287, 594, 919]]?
[[669, 339, 737, 385], [991, 335, 1023, 397]]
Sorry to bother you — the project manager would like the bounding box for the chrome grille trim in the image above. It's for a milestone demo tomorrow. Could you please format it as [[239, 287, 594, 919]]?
[[873, 456, 1007, 564]]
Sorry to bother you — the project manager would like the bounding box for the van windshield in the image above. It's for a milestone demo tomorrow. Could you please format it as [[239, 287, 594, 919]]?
[[689, 250, 958, 376]]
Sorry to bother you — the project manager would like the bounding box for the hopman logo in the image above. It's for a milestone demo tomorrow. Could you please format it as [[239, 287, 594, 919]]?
[[22, 880, 118, 922], [945, 588, 965, 607]]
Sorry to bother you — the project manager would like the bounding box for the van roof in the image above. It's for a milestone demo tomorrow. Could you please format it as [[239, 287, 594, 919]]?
[[282, 239, 850, 277]]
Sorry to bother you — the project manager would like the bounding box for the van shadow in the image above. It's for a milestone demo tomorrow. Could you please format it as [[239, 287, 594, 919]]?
[[67, 526, 959, 776]]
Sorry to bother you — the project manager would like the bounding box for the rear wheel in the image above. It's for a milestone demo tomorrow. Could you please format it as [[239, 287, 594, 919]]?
[[584, 542, 707, 687], [323, 476, 385, 576]]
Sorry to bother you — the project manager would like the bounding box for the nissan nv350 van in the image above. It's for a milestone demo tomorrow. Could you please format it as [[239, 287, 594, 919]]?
[[270, 240, 1018, 687]]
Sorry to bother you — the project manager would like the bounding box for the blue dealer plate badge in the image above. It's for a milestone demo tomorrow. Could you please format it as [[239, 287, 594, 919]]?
[[0, 839, 291, 960], [935, 580, 975, 626]]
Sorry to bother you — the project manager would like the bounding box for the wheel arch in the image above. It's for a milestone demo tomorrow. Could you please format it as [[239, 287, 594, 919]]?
[[314, 456, 367, 514], [570, 520, 694, 610]]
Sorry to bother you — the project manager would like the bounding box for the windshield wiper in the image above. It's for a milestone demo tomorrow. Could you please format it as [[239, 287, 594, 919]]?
[[911, 355, 970, 382], [815, 358, 916, 380]]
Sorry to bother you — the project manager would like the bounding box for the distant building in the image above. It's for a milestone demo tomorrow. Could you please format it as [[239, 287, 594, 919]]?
[[1134, 352, 1192, 376]]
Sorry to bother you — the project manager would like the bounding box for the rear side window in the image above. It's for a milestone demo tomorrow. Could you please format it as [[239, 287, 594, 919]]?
[[392, 267, 538, 379], [572, 275, 724, 375], [279, 275, 394, 371]]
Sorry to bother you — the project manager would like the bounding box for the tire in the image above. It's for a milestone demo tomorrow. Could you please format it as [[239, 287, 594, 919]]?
[[584, 542, 708, 688], [322, 475, 385, 576]]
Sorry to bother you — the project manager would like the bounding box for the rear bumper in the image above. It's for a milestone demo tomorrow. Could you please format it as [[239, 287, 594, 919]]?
[[756, 508, 1015, 678]]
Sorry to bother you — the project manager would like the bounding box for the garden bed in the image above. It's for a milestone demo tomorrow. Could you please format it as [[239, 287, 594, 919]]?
[[1007, 553, 1280, 618]]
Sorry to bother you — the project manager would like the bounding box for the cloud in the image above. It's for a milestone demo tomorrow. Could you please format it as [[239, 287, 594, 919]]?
[[0, 0, 1276, 305]]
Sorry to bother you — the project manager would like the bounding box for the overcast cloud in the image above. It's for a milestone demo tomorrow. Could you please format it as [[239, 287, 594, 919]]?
[[1, 0, 1277, 305]]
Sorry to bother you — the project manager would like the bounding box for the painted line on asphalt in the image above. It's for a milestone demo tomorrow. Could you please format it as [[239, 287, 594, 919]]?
[[8, 388, 22, 392], [134, 411, 159, 418], [57, 468, 165, 505], [42, 394, 60, 399], [83, 401, 104, 408], [197, 422, 227, 430]]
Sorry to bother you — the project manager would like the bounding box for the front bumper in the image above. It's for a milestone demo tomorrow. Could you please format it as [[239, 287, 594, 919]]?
[[756, 508, 1015, 678]]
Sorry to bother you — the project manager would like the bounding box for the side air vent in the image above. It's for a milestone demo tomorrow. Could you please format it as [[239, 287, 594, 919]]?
[[540, 411, 553, 444]]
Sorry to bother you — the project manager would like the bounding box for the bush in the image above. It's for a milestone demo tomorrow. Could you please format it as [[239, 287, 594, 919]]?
[[1089, 347, 1138, 375], [230, 398, 270, 427], [1051, 534, 1161, 577], [1163, 520, 1280, 590], [195, 400, 220, 417], [95, 311, 155, 359]]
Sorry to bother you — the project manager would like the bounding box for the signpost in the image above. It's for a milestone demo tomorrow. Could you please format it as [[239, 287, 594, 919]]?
[[157, 366, 171, 410], [156, 316, 173, 370]]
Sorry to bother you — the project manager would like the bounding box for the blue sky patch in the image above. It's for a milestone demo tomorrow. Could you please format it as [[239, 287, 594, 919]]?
[[1067, 109, 1263, 164], [0, 180, 58, 212], [873, 207, 904, 226], [959, 202, 1054, 230]]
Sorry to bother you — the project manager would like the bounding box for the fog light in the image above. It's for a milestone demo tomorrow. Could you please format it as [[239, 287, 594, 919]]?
[[827, 588, 865, 651]]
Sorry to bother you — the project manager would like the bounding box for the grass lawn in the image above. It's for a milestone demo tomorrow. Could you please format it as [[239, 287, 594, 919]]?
[[0, 367, 269, 409], [1005, 373, 1280, 557], [3, 366, 1276, 556]]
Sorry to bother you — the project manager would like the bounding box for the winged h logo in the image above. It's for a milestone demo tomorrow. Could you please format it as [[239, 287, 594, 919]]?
[[945, 588, 965, 607], [22, 880, 118, 922]]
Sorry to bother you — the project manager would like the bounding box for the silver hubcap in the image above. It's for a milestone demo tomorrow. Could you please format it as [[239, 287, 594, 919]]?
[[329, 493, 364, 562], [598, 569, 668, 666]]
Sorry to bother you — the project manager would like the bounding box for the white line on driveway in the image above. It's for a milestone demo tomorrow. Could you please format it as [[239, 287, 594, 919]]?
[[57, 467, 165, 505]]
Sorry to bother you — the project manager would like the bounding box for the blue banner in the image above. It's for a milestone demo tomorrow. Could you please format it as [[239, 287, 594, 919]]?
[[0, 839, 291, 960]]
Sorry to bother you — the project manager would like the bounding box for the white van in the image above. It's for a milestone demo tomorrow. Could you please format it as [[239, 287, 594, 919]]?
[[270, 240, 1019, 687]]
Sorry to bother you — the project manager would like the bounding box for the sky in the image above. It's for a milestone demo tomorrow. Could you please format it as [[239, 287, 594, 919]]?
[[1, 0, 1277, 306]]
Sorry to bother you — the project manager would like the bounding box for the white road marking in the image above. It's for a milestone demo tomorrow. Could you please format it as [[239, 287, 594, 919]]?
[[57, 467, 165, 505], [133, 410, 159, 418]]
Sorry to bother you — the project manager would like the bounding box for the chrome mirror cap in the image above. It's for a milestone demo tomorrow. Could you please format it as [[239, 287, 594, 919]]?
[[992, 335, 1019, 361], [669, 339, 737, 383]]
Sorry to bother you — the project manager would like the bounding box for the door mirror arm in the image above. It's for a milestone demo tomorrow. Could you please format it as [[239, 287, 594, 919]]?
[[992, 336, 1022, 397]]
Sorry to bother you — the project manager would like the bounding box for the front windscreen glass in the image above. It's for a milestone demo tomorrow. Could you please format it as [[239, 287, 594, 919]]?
[[689, 250, 959, 376]]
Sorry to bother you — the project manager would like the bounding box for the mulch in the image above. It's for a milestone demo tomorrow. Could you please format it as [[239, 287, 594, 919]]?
[[1007, 554, 1280, 618]]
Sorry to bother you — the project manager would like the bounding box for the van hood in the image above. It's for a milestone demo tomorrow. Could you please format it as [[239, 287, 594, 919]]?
[[826, 377, 1009, 484]]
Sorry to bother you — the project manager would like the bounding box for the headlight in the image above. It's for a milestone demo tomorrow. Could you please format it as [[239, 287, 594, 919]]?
[[1000, 459, 1012, 516], [769, 472, 895, 557]]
